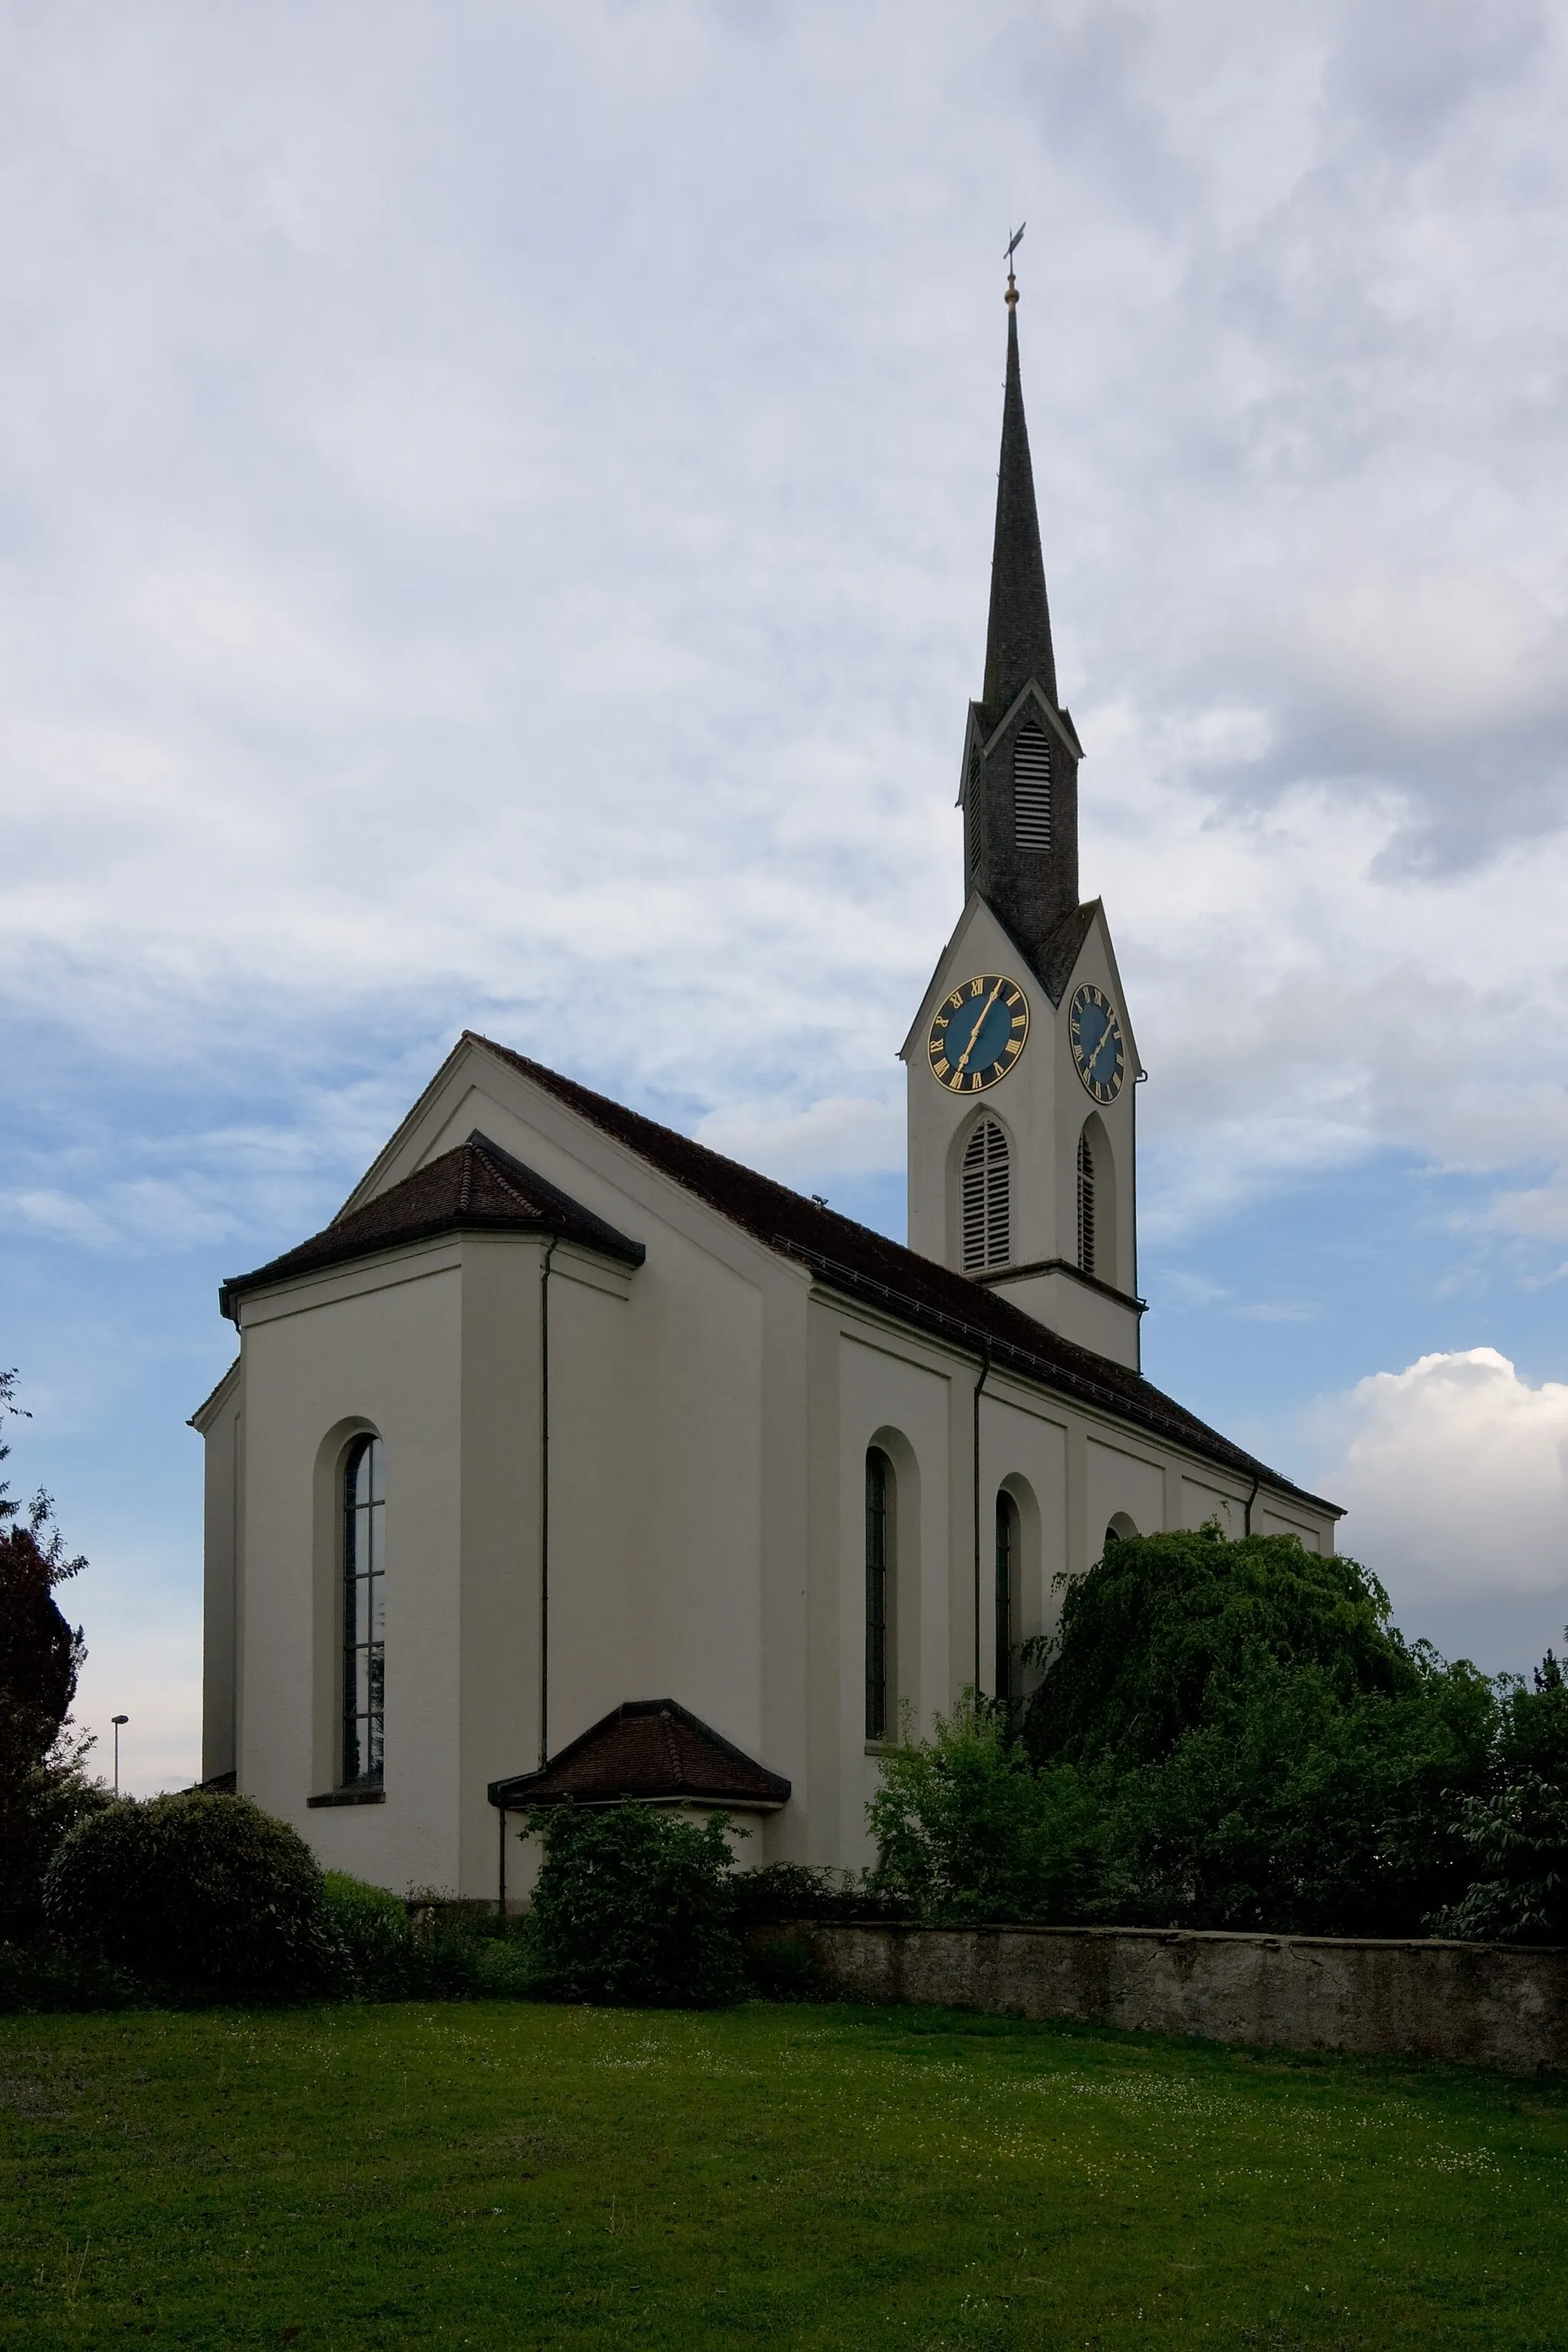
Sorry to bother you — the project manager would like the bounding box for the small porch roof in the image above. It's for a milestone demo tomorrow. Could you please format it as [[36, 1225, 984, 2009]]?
[[488, 1699, 791, 1813]]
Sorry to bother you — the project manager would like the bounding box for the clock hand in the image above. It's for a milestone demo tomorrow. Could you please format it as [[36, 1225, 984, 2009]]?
[[952, 977, 1008, 1075], [1084, 1018, 1119, 1076]]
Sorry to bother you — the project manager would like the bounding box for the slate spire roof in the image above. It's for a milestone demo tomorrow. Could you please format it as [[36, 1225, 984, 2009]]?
[[981, 279, 1057, 719]]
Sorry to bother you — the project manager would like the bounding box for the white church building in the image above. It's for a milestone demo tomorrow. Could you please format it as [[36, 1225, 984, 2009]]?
[[194, 279, 1339, 1900]]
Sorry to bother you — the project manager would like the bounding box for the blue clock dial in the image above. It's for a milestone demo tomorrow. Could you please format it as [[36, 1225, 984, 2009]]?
[[927, 974, 1030, 1093], [1069, 983, 1125, 1103]]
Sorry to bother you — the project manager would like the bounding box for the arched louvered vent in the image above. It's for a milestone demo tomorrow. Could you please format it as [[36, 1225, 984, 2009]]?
[[961, 1119, 1011, 1272], [1014, 723, 1052, 852], [965, 743, 981, 872], [1077, 1127, 1096, 1278]]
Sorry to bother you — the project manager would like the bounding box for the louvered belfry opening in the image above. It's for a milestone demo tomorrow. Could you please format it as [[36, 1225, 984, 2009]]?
[[961, 1118, 1011, 1272], [1012, 721, 1052, 853], [965, 744, 981, 872], [1077, 1127, 1096, 1277]]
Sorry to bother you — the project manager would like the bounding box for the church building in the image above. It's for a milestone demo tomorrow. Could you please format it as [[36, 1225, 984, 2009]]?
[[194, 276, 1339, 1898]]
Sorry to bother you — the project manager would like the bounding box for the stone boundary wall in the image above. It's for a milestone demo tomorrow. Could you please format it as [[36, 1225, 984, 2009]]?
[[773, 1921, 1568, 2073]]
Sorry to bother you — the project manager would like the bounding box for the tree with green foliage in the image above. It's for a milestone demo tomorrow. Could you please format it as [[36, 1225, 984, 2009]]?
[[1427, 1650, 1568, 1943], [1016, 1527, 1499, 1936], [867, 1691, 1104, 1924], [521, 1801, 744, 2006], [0, 1370, 104, 1936], [867, 1527, 1568, 1942]]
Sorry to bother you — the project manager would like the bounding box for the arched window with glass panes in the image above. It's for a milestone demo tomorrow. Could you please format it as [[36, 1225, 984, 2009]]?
[[1013, 721, 1052, 852], [341, 1434, 385, 1788], [864, 1448, 893, 1741], [995, 1488, 1021, 1711], [960, 1118, 1011, 1272], [1076, 1126, 1096, 1279]]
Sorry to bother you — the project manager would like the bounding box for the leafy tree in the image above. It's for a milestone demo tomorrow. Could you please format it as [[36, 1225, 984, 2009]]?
[[865, 1529, 1560, 1942], [1021, 1525, 1423, 1772], [1426, 1648, 1568, 1942], [0, 1370, 99, 1934]]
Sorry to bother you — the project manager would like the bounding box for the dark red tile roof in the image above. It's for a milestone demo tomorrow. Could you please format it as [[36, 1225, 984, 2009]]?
[[488, 1700, 791, 1811], [219, 1129, 643, 1318], [469, 1031, 1338, 1516]]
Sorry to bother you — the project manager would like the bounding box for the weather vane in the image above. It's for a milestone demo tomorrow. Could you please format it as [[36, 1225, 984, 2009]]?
[[1004, 221, 1025, 308]]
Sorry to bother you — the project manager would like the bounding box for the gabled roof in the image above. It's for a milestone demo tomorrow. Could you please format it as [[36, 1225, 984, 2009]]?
[[488, 1699, 791, 1811], [218, 1129, 644, 1318], [468, 1033, 1338, 1514]]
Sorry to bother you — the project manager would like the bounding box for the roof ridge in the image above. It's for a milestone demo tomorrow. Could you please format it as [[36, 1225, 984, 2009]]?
[[462, 1031, 1338, 1517]]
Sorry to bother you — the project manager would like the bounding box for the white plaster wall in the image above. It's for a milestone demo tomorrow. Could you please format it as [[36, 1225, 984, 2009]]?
[[988, 1266, 1140, 1367], [903, 896, 1140, 1319], [1181, 1477, 1241, 1534], [237, 1247, 464, 1895], [1085, 1436, 1168, 1563], [194, 1367, 241, 1783], [837, 1327, 955, 1870], [977, 1387, 1070, 1693], [906, 896, 1060, 1275], [1256, 1506, 1324, 1552]]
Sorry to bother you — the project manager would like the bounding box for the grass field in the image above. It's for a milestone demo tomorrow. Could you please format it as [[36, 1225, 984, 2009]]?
[[1, 2000, 1564, 2350]]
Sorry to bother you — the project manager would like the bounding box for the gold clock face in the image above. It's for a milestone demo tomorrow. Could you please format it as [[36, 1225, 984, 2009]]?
[[1069, 982, 1126, 1102], [927, 973, 1030, 1093]]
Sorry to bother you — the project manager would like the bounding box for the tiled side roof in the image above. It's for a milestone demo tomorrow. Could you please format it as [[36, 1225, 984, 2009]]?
[[469, 1031, 1338, 1516], [1032, 900, 1101, 1008], [488, 1700, 791, 1811], [219, 1129, 644, 1317]]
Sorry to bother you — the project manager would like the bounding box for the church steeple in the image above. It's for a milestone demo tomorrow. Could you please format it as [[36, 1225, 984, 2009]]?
[[982, 276, 1057, 714], [961, 260, 1083, 982]]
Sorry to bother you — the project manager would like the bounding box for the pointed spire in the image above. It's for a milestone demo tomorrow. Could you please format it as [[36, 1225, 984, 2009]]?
[[982, 267, 1057, 714]]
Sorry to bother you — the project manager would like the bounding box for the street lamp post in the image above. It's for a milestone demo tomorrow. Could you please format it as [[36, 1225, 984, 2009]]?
[[111, 1715, 128, 1797]]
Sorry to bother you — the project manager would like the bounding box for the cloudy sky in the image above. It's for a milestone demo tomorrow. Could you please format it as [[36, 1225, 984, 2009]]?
[[4, 0, 1568, 1792]]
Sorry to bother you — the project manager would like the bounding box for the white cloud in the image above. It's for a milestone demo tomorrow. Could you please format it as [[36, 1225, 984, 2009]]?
[[1318, 1348, 1568, 1602], [694, 1093, 904, 1183]]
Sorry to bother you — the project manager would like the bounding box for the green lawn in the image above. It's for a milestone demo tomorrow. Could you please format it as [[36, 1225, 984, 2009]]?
[[0, 2001, 1564, 2349]]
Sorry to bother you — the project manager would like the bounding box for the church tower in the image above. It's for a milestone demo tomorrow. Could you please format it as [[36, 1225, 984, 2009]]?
[[900, 263, 1144, 1370]]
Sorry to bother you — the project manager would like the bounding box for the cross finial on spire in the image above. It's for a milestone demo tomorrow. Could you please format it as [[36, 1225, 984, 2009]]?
[[1004, 221, 1025, 310]]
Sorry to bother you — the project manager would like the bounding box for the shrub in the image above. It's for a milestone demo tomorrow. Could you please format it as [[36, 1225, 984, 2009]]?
[[0, 1939, 138, 2014], [322, 1871, 413, 1997], [318, 1875, 541, 2001], [522, 1802, 743, 2007], [746, 1929, 832, 2000], [1428, 1775, 1568, 1943], [732, 1861, 907, 1927], [867, 1691, 1106, 1924], [43, 1792, 332, 1994]]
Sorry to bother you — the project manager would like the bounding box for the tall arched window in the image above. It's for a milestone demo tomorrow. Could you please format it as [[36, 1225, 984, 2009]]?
[[961, 1118, 1011, 1272], [865, 1449, 893, 1740], [1013, 722, 1052, 852], [995, 1489, 1021, 1711], [1076, 1126, 1096, 1279], [342, 1435, 385, 1788]]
